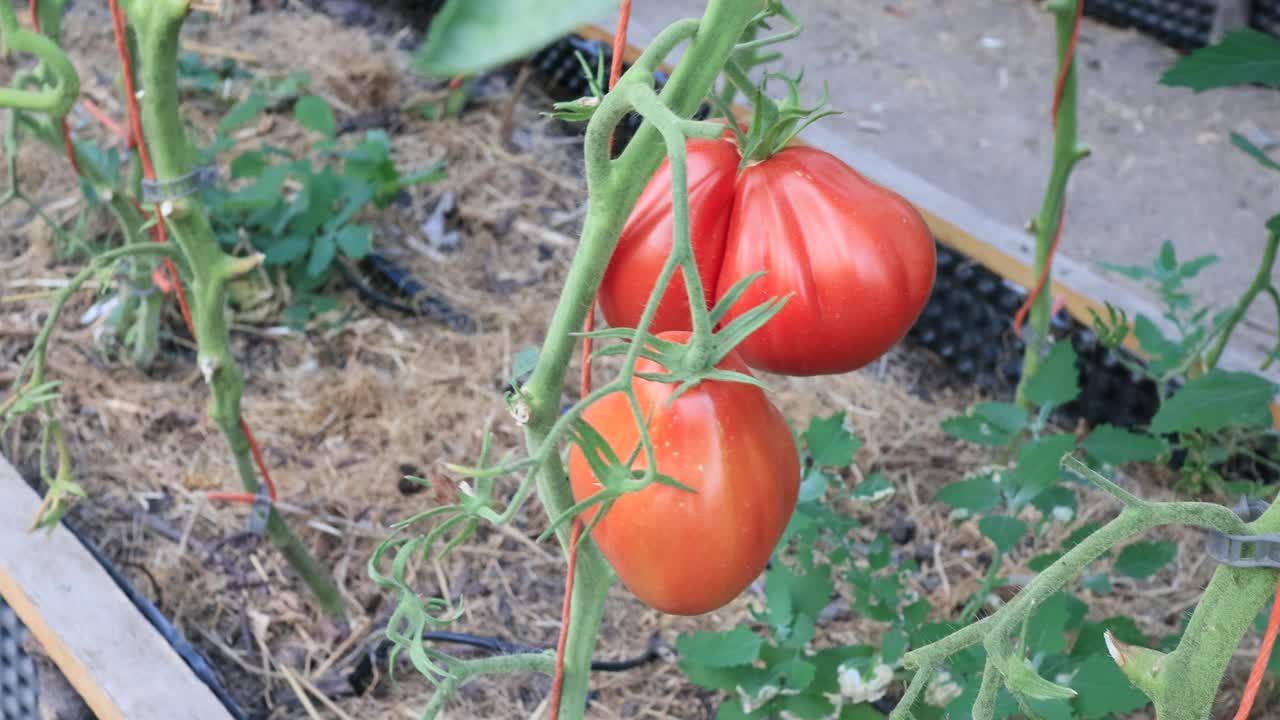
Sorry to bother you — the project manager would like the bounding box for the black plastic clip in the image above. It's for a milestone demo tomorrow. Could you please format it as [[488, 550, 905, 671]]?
[[141, 164, 218, 203], [1207, 498, 1280, 568]]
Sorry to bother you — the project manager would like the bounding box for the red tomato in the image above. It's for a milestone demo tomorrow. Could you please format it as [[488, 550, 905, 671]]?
[[568, 331, 800, 615], [598, 137, 740, 334], [715, 147, 936, 376]]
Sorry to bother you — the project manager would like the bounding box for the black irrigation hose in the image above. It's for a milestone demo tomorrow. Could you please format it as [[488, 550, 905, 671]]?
[[337, 253, 478, 334], [419, 630, 665, 672]]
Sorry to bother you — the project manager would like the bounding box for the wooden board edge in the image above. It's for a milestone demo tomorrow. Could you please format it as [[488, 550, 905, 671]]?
[[0, 455, 234, 720]]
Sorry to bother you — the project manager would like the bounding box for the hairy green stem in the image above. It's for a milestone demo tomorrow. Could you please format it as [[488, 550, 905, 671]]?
[[1015, 0, 1089, 408], [1204, 231, 1279, 370], [422, 652, 555, 720], [513, 3, 767, 717], [121, 0, 345, 619]]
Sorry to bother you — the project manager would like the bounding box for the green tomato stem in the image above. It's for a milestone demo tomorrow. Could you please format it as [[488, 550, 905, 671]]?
[[1204, 230, 1279, 370], [1015, 0, 1088, 409], [121, 0, 346, 619]]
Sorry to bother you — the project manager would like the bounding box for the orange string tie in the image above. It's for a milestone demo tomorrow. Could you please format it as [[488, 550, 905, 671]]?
[[549, 4, 632, 719]]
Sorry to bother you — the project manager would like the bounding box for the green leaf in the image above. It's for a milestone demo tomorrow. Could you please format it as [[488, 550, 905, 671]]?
[[1006, 658, 1076, 700], [804, 413, 862, 467], [294, 95, 336, 138], [1031, 485, 1077, 522], [676, 627, 762, 669], [1027, 592, 1072, 654], [881, 625, 907, 665], [976, 401, 1028, 434], [1073, 617, 1148, 660], [1029, 552, 1061, 572], [1150, 370, 1275, 434], [306, 233, 337, 277], [1082, 573, 1112, 594], [1082, 424, 1166, 465], [218, 94, 268, 135], [1071, 654, 1151, 719], [850, 473, 894, 504], [230, 150, 268, 179], [1024, 342, 1080, 407], [262, 235, 310, 265], [1160, 30, 1280, 93], [936, 475, 1001, 514], [1113, 541, 1176, 580], [413, 0, 621, 78], [1011, 434, 1077, 509], [978, 515, 1027, 554], [335, 224, 371, 258], [511, 346, 538, 380]]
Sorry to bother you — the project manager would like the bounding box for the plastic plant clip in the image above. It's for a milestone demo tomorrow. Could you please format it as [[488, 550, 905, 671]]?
[[1206, 498, 1280, 569], [247, 487, 272, 537], [140, 164, 218, 203]]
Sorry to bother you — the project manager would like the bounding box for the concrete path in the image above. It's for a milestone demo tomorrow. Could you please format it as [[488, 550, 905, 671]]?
[[594, 0, 1280, 366]]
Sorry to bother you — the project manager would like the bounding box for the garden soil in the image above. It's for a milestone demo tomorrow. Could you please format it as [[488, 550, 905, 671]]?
[[0, 3, 1266, 719]]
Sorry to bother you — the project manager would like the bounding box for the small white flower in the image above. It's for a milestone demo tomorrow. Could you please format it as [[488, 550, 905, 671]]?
[[838, 661, 894, 704], [1052, 505, 1075, 523], [925, 671, 963, 707]]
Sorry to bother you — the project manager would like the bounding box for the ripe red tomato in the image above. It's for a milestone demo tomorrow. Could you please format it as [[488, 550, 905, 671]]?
[[598, 137, 740, 334], [714, 147, 936, 376], [568, 332, 800, 615]]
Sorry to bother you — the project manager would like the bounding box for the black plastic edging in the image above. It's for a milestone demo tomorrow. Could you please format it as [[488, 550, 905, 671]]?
[[1080, 0, 1280, 51], [0, 601, 36, 720]]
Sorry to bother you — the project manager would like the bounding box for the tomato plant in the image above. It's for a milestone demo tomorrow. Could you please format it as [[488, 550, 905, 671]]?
[[716, 147, 937, 376], [598, 136, 739, 334], [568, 331, 800, 615]]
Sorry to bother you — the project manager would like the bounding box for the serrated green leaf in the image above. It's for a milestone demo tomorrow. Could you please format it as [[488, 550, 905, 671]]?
[[676, 627, 763, 669], [850, 472, 894, 504], [881, 625, 907, 665], [219, 94, 268, 135], [1082, 424, 1166, 465], [1160, 30, 1280, 92], [1011, 434, 1077, 509], [1113, 541, 1176, 580], [976, 401, 1028, 434], [978, 515, 1027, 554], [1031, 485, 1077, 522], [941, 415, 1015, 446], [306, 233, 337, 277], [294, 95, 336, 138], [936, 475, 1001, 514], [335, 224, 371, 258], [1151, 371, 1276, 434], [1071, 654, 1151, 718], [262, 235, 310, 265], [1024, 342, 1080, 407], [413, 0, 620, 77], [804, 413, 862, 467]]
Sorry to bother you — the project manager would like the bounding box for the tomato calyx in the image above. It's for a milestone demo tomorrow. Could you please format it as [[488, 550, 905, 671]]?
[[540, 416, 696, 543], [725, 70, 840, 170], [586, 271, 789, 398], [548, 50, 609, 123]]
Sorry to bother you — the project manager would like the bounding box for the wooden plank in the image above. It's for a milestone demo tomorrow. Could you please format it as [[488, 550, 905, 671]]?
[[0, 454, 234, 720], [572, 24, 1276, 379]]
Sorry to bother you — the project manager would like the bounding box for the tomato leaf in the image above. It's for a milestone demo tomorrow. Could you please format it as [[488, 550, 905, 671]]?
[[942, 402, 1027, 446], [978, 515, 1026, 554], [1160, 30, 1280, 93], [1150, 370, 1275, 434], [1010, 434, 1077, 509], [413, 0, 620, 78], [804, 413, 862, 467], [1023, 342, 1080, 408], [306, 233, 336, 277], [1071, 655, 1151, 718], [1113, 541, 1176, 580], [334, 224, 372, 259], [294, 95, 337, 138], [1081, 424, 1166, 465], [850, 473, 894, 505], [1231, 131, 1280, 172], [936, 475, 1001, 514], [262, 235, 310, 266], [218, 94, 267, 135], [676, 627, 763, 669]]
